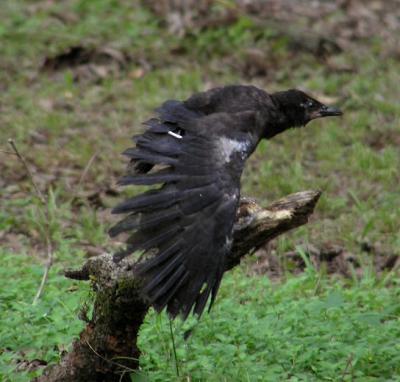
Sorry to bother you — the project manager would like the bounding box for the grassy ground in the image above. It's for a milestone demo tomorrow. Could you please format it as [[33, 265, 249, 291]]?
[[1, 1, 399, 381]]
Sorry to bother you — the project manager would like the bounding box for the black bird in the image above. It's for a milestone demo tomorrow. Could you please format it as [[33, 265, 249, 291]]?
[[110, 85, 342, 319]]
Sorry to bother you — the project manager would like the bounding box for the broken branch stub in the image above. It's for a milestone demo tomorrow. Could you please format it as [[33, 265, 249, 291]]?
[[228, 190, 321, 269]]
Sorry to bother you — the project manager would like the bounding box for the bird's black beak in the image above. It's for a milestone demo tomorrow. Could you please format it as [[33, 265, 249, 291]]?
[[314, 105, 343, 118], [320, 105, 343, 117]]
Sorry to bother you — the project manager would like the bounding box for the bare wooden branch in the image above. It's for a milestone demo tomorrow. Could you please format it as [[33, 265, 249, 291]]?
[[228, 190, 321, 270], [35, 190, 321, 382]]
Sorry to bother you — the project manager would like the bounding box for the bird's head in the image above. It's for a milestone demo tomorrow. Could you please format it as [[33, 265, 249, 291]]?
[[271, 89, 342, 131]]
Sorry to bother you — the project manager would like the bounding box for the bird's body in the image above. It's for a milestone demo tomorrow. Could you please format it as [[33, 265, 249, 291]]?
[[110, 85, 342, 319]]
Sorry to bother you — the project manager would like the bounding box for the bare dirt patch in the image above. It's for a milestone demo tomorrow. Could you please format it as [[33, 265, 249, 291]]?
[[364, 129, 400, 151], [251, 240, 399, 280], [145, 0, 400, 57], [41, 45, 130, 82]]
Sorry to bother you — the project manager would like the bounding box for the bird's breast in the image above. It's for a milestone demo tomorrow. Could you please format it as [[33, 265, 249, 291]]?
[[218, 136, 253, 163]]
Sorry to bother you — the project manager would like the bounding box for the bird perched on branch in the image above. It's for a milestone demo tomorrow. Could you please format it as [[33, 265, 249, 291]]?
[[110, 85, 342, 319]]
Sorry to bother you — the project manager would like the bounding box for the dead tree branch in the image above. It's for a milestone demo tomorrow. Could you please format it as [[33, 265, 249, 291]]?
[[35, 190, 321, 382]]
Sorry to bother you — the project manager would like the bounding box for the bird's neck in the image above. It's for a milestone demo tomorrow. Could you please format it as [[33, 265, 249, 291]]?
[[262, 91, 299, 139], [263, 114, 293, 139], [259, 109, 293, 140]]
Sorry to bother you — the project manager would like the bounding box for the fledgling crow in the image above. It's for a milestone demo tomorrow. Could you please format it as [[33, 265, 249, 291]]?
[[110, 85, 342, 319]]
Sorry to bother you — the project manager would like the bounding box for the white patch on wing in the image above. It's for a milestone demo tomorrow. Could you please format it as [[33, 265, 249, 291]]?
[[168, 131, 183, 139], [219, 137, 250, 162]]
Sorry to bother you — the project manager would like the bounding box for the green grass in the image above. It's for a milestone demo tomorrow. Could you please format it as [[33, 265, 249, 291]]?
[[2, 255, 399, 381], [1, 0, 399, 380], [139, 271, 400, 381], [0, 253, 89, 381]]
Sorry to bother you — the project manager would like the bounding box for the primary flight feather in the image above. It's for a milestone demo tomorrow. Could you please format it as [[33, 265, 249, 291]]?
[[110, 85, 342, 319]]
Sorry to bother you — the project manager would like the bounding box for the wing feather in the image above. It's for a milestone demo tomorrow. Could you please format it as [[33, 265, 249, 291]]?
[[110, 101, 252, 319]]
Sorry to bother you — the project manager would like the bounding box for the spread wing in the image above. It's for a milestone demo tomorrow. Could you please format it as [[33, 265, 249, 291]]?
[[110, 101, 253, 319]]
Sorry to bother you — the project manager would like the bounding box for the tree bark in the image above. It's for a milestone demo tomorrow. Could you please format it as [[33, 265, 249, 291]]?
[[34, 190, 321, 382]]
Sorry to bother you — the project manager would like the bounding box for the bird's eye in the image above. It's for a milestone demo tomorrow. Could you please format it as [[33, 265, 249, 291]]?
[[300, 100, 314, 109]]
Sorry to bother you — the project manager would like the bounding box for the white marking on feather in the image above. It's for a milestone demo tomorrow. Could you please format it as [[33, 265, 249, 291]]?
[[168, 131, 183, 139], [225, 236, 233, 249], [219, 137, 250, 162]]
